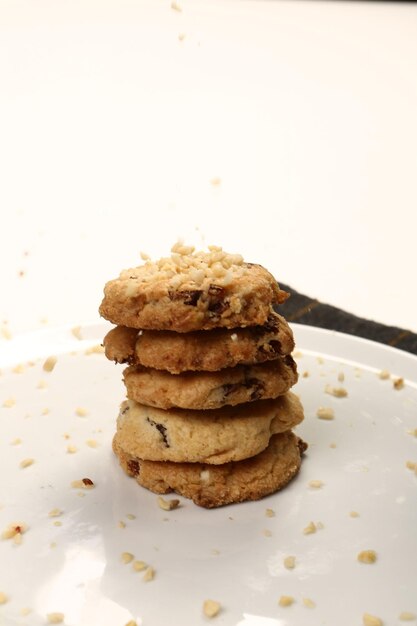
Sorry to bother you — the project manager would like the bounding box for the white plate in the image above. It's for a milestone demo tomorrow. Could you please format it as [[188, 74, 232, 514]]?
[[0, 324, 416, 626]]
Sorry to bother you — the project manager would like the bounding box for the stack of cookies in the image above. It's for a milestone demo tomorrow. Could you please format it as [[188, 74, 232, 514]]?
[[99, 244, 306, 508]]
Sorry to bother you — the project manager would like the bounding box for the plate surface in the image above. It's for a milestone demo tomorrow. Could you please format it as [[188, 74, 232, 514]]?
[[0, 324, 416, 626]]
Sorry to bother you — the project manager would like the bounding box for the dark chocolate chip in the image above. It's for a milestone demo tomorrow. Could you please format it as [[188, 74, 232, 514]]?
[[168, 289, 202, 306], [127, 459, 140, 476], [121, 404, 130, 415], [146, 417, 170, 447]]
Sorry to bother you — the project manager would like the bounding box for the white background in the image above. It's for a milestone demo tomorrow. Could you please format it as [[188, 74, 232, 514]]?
[[1, 0, 416, 336]]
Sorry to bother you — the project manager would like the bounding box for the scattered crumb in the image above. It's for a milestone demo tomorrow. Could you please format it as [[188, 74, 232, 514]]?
[[121, 552, 134, 564], [50, 542, 57, 549], [406, 461, 416, 471], [11, 438, 22, 445], [325, 384, 347, 398], [1, 326, 12, 340], [363, 613, 383, 626], [263, 529, 272, 537], [329, 442, 337, 448], [316, 521, 325, 530], [408, 428, 417, 437], [46, 613, 65, 624], [303, 598, 316, 608], [316, 407, 335, 420], [126, 513, 136, 520], [350, 511, 360, 518], [357, 550, 377, 564], [303, 521, 317, 535], [278, 595, 294, 607], [265, 508, 275, 517], [140, 251, 150, 261], [316, 357, 324, 364], [75, 407, 88, 417], [379, 370, 390, 380], [77, 492, 86, 498], [41, 408, 50, 415], [53, 521, 62, 527], [48, 509, 63, 518], [125, 621, 138, 626], [157, 496, 180, 511], [284, 555, 296, 570], [394, 377, 405, 390], [43, 356, 57, 372], [133, 560, 147, 572], [19, 458, 35, 469], [203, 599, 221, 618], [302, 370, 309, 378], [292, 350, 303, 358], [178, 33, 186, 41], [118, 520, 126, 529], [337, 372, 345, 382], [70, 478, 95, 489], [0, 592, 8, 604], [37, 379, 47, 389], [308, 479, 324, 489], [171, 1, 182, 11], [66, 445, 78, 454], [12, 363, 25, 374], [3, 397, 16, 408], [71, 326, 82, 340], [399, 612, 416, 621], [1, 522, 28, 543], [143, 566, 155, 582], [20, 607, 32, 616], [86, 439, 99, 448], [84, 344, 104, 355], [210, 177, 222, 186], [211, 549, 220, 555]]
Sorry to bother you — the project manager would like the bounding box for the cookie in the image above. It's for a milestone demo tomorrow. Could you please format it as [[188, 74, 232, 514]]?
[[112, 431, 307, 508], [115, 392, 304, 464], [99, 245, 288, 332], [123, 356, 298, 410], [103, 312, 295, 373]]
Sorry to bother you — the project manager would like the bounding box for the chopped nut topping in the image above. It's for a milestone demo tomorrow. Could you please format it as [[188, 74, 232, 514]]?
[[203, 599, 221, 618], [67, 445, 78, 454], [363, 613, 383, 626], [3, 397, 16, 408], [143, 566, 155, 582], [265, 508, 275, 517], [278, 595, 294, 607], [399, 612, 416, 621], [19, 458, 34, 469], [394, 377, 405, 390], [303, 598, 316, 608], [46, 613, 65, 624], [284, 555, 296, 570], [0, 592, 8, 605], [357, 550, 377, 564], [75, 407, 88, 417], [71, 326, 82, 340], [308, 479, 324, 489], [133, 560, 147, 572], [48, 508, 63, 518], [303, 521, 317, 535], [378, 369, 390, 380], [43, 356, 57, 372], [121, 552, 134, 564], [70, 478, 94, 489], [157, 496, 180, 511], [316, 407, 335, 420], [325, 384, 347, 398]]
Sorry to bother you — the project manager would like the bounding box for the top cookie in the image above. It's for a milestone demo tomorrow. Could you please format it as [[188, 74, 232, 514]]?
[[99, 244, 288, 332]]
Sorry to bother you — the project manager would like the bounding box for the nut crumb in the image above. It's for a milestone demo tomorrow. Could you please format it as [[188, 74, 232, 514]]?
[[121, 552, 134, 564], [20, 607, 32, 616], [70, 478, 94, 489], [12, 363, 25, 374], [37, 379, 47, 389], [399, 612, 416, 621], [86, 439, 98, 448], [126, 513, 136, 520], [3, 397, 16, 408], [66, 445, 78, 454], [48, 508, 63, 518], [337, 372, 345, 382], [178, 33, 186, 41], [46, 613, 65, 624], [143, 566, 155, 582], [329, 442, 337, 448], [303, 598, 316, 608], [75, 407, 88, 417], [325, 384, 347, 398], [263, 529, 272, 537], [53, 521, 62, 527], [394, 377, 405, 390], [408, 428, 417, 437], [406, 461, 416, 471], [358, 550, 377, 564], [11, 438, 22, 445], [157, 496, 180, 511], [303, 521, 317, 535], [140, 251, 150, 261], [1, 326, 12, 340], [133, 560, 147, 572], [308, 479, 324, 489], [125, 621, 138, 626], [350, 510, 360, 518], [118, 520, 126, 529], [171, 1, 182, 11], [278, 595, 294, 607], [302, 370, 310, 378], [363, 613, 383, 626], [71, 326, 82, 340], [43, 356, 57, 372], [203, 599, 221, 618], [284, 555, 296, 570], [2, 522, 28, 543], [0, 592, 8, 604], [19, 458, 35, 469], [230, 333, 238, 342], [379, 369, 390, 380], [84, 344, 104, 355], [265, 508, 275, 517], [41, 407, 50, 415], [316, 407, 335, 420]]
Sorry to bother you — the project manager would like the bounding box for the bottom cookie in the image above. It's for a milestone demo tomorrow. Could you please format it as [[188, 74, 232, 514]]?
[[112, 431, 307, 508]]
